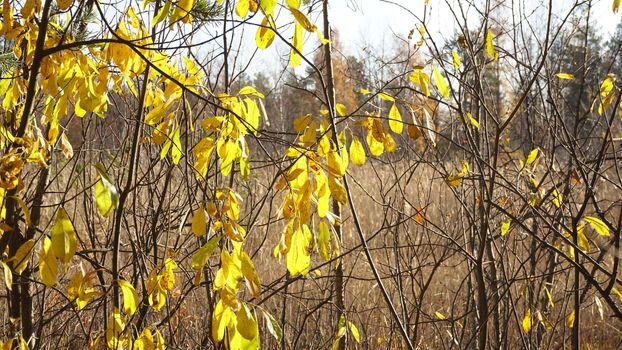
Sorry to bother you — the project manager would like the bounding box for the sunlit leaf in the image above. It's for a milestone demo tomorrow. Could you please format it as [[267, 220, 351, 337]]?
[[388, 103, 403, 134], [39, 236, 58, 287], [522, 309, 532, 333], [348, 321, 360, 342], [191, 206, 207, 237], [432, 64, 450, 98], [584, 216, 610, 236], [106, 308, 126, 349], [118, 279, 139, 316], [452, 49, 461, 69], [501, 216, 510, 237], [556, 73, 574, 80], [94, 164, 119, 217], [349, 136, 366, 166], [50, 207, 77, 266], [263, 310, 283, 343], [526, 148, 539, 166], [567, 310, 575, 329], [377, 92, 395, 101], [256, 16, 276, 49]]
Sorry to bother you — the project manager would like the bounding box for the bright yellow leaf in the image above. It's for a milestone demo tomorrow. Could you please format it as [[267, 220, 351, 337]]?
[[118, 279, 139, 316], [388, 103, 403, 134], [191, 206, 207, 237], [556, 73, 574, 80], [255, 16, 276, 49], [94, 164, 119, 217], [39, 236, 58, 287], [522, 309, 532, 333], [584, 216, 610, 236], [50, 208, 77, 266], [452, 49, 461, 69], [349, 136, 366, 166], [432, 64, 450, 98]]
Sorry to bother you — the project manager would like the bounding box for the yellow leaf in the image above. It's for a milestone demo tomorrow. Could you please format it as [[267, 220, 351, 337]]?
[[486, 31, 497, 60], [432, 64, 450, 98], [60, 133, 74, 159], [212, 300, 232, 342], [552, 189, 563, 208], [501, 216, 510, 237], [155, 329, 165, 350], [348, 321, 360, 342], [556, 73, 574, 80], [94, 164, 119, 217], [359, 88, 371, 95], [161, 258, 177, 291], [0, 261, 11, 291], [239, 250, 262, 298], [435, 311, 446, 320], [526, 148, 539, 166], [170, 124, 182, 165], [39, 236, 58, 287], [567, 310, 575, 328], [335, 103, 347, 117], [236, 0, 250, 18], [409, 68, 430, 96], [293, 115, 311, 132], [465, 112, 479, 128], [118, 279, 139, 316], [290, 21, 303, 67], [522, 309, 532, 333], [134, 328, 154, 350], [545, 287, 555, 308], [153, 0, 172, 26], [259, 0, 277, 15], [286, 224, 312, 275], [452, 49, 461, 69], [289, 7, 316, 32], [236, 303, 259, 340], [318, 220, 331, 261], [286, 0, 300, 9], [170, 0, 195, 24], [263, 310, 283, 343], [388, 103, 403, 134], [50, 208, 77, 266], [239, 85, 265, 99], [584, 216, 610, 236], [377, 92, 395, 101], [19, 337, 29, 350], [191, 206, 207, 237], [349, 136, 366, 166], [367, 130, 384, 157], [106, 308, 126, 349], [327, 149, 345, 177], [255, 16, 275, 49], [12, 239, 34, 274], [615, 0, 621, 13], [192, 236, 221, 271]]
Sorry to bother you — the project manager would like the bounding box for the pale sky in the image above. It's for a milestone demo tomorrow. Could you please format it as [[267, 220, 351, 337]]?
[[222, 0, 622, 77], [330, 0, 620, 55]]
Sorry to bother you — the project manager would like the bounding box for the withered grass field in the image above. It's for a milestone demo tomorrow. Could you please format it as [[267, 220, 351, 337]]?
[[5, 141, 622, 349]]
